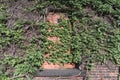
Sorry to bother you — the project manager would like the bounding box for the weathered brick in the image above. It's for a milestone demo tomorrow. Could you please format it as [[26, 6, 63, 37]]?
[[87, 63, 119, 80]]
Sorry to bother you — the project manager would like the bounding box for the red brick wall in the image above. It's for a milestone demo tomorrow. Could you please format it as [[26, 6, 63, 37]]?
[[33, 64, 119, 80], [33, 61, 119, 80], [87, 63, 119, 80]]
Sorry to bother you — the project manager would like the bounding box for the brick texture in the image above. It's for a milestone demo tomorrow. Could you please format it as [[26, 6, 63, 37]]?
[[33, 63, 119, 80], [87, 62, 119, 80]]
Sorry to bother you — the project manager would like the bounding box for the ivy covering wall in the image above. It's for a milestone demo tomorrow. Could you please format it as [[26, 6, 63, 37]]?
[[0, 0, 120, 79]]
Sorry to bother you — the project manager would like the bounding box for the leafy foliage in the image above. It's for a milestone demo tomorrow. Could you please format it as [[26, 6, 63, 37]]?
[[39, 20, 73, 64], [0, 0, 120, 79]]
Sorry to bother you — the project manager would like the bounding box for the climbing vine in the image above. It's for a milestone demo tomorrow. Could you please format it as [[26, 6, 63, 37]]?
[[0, 0, 120, 79]]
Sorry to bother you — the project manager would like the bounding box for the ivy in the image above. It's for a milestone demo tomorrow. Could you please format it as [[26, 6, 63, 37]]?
[[39, 19, 73, 64], [0, 0, 120, 79]]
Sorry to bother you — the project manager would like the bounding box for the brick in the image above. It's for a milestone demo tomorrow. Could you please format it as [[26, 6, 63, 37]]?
[[87, 63, 119, 80]]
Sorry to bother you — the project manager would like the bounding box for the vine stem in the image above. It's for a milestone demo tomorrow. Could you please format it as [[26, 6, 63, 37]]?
[[10, 74, 27, 80], [43, 8, 48, 23]]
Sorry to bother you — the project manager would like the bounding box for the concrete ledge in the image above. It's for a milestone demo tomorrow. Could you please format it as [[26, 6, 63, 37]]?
[[33, 77, 83, 80], [34, 69, 86, 77]]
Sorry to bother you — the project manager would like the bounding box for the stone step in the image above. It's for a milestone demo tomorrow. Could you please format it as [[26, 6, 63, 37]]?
[[33, 77, 83, 80]]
